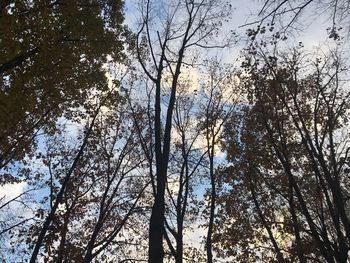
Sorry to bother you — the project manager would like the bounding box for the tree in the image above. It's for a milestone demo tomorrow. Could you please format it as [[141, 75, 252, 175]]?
[[28, 98, 104, 263], [135, 0, 232, 262], [4, 89, 150, 262], [196, 61, 239, 263], [164, 85, 202, 263], [218, 46, 350, 262], [1, 3, 129, 259], [0, 0, 127, 171]]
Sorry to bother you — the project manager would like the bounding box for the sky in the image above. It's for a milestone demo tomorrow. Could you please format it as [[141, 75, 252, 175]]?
[[123, 0, 344, 61]]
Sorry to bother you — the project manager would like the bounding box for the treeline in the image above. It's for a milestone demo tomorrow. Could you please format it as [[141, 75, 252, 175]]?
[[0, 0, 350, 262]]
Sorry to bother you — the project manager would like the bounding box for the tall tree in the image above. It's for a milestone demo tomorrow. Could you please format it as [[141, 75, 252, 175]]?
[[6, 88, 149, 262], [135, 0, 232, 262], [218, 47, 350, 262], [196, 61, 239, 263], [163, 81, 207, 262]]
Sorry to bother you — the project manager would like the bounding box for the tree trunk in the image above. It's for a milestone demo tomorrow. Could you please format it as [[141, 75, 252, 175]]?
[[207, 153, 215, 263], [148, 163, 166, 262]]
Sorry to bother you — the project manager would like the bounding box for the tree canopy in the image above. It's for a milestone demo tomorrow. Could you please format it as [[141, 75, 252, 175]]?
[[0, 0, 350, 262], [0, 0, 127, 170]]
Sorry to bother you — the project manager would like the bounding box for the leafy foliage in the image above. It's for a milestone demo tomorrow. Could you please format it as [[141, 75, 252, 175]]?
[[0, 0, 127, 169], [216, 48, 350, 262]]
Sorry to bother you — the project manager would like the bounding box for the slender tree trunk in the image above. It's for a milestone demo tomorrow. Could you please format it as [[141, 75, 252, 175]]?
[[56, 208, 70, 263], [206, 153, 215, 263], [175, 160, 189, 263], [176, 185, 184, 263], [287, 177, 306, 263]]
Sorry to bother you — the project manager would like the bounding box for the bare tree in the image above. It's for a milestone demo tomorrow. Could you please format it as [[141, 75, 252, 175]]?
[[136, 0, 232, 262], [164, 85, 207, 263]]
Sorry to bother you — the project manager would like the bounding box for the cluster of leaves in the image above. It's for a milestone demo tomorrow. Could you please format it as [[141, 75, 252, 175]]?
[[215, 48, 350, 262], [0, 0, 128, 170]]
